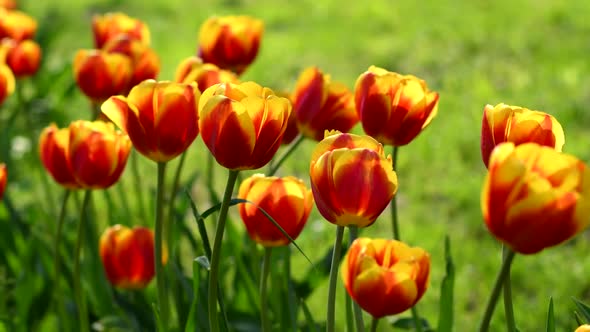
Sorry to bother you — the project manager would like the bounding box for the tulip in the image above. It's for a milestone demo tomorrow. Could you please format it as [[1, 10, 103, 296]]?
[[39, 120, 132, 189], [0, 0, 15, 10], [576, 325, 590, 332], [341, 237, 430, 318], [0, 9, 36, 42], [292, 67, 358, 141], [480, 103, 565, 168], [238, 174, 313, 247], [354, 66, 439, 146], [309, 131, 397, 228], [197, 15, 263, 75], [198, 81, 291, 170], [0, 63, 14, 105], [0, 163, 6, 200], [1, 39, 41, 77], [92, 12, 150, 48], [99, 225, 156, 289], [101, 79, 200, 162], [73, 49, 133, 103], [481, 142, 590, 254], [103, 35, 160, 89], [174, 56, 238, 92]]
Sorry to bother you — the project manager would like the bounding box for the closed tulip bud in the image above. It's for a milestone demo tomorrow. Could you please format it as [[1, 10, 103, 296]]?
[[309, 131, 397, 227], [198, 15, 263, 75], [0, 163, 6, 200], [481, 103, 564, 168], [199, 81, 291, 170], [238, 174, 313, 247], [73, 49, 133, 103], [92, 12, 150, 48], [0, 63, 14, 105], [482, 142, 590, 254], [341, 238, 430, 318], [39, 121, 131, 189], [103, 35, 160, 89], [174, 56, 238, 92], [0, 9, 36, 41], [102, 80, 200, 162], [2, 39, 41, 77], [576, 325, 590, 332], [99, 225, 156, 289], [292, 67, 358, 141], [355, 66, 439, 146]]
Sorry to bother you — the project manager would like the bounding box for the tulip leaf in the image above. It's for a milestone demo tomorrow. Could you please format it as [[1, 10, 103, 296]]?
[[185, 190, 213, 259], [195, 256, 211, 270], [300, 298, 320, 332], [391, 316, 432, 331], [572, 298, 590, 323], [151, 302, 164, 332], [437, 235, 455, 332], [546, 297, 555, 332], [185, 259, 205, 332]]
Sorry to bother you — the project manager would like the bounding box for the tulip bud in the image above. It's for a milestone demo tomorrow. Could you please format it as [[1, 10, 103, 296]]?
[[309, 131, 397, 228], [0, 63, 14, 105], [341, 238, 430, 318], [174, 56, 238, 92], [102, 35, 160, 89], [2, 39, 41, 77], [355, 66, 439, 146], [0, 9, 36, 42], [482, 142, 590, 254], [92, 12, 150, 48], [238, 174, 313, 247]]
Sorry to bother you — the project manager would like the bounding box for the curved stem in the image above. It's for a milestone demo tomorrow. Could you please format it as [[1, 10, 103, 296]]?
[[370, 317, 379, 332], [268, 134, 304, 176], [502, 246, 516, 332], [154, 162, 169, 330], [260, 247, 273, 332], [73, 190, 92, 332], [390, 146, 400, 240], [208, 169, 240, 332], [53, 189, 71, 328], [348, 226, 365, 332], [478, 248, 516, 332], [327, 226, 345, 332]]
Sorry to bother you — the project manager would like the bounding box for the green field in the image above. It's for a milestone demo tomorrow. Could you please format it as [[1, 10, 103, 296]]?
[[3, 0, 590, 331]]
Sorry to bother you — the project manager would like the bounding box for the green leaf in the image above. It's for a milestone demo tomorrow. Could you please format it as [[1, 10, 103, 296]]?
[[391, 317, 433, 331], [437, 235, 455, 332], [572, 298, 590, 323], [300, 298, 320, 332], [546, 297, 554, 332], [184, 259, 203, 332]]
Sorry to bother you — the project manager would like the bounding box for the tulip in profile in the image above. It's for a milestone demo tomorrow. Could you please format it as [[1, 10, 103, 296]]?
[[198, 15, 263, 75], [92, 12, 150, 48], [341, 237, 430, 318], [0, 163, 6, 200], [198, 81, 291, 170], [102, 79, 200, 162], [174, 56, 238, 92], [292, 67, 358, 141], [0, 9, 36, 42], [354, 66, 439, 146], [480, 103, 564, 168], [309, 131, 397, 228], [481, 142, 590, 254], [238, 174, 313, 247], [99, 225, 156, 289], [1, 39, 41, 77]]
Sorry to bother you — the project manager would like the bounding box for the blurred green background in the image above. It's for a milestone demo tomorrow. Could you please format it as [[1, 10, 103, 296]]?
[[2, 0, 590, 331]]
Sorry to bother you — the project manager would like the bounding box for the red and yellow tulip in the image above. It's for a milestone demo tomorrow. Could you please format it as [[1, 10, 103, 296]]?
[[0, 163, 6, 200], [101, 80, 200, 162], [198, 81, 291, 170], [1, 39, 41, 77], [480, 103, 564, 168], [341, 238, 430, 318], [0, 9, 36, 42], [39, 120, 131, 189], [197, 15, 263, 75], [482, 142, 590, 254], [0, 63, 14, 105], [238, 174, 313, 247], [102, 35, 160, 90], [292, 67, 358, 141], [354, 66, 439, 146], [99, 225, 156, 289], [309, 131, 397, 228], [92, 12, 150, 48], [576, 325, 590, 332], [174, 56, 238, 92]]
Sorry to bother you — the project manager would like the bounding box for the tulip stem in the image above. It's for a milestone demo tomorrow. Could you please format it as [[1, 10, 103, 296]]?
[[411, 307, 423, 332], [502, 246, 517, 332], [154, 161, 169, 330], [53, 189, 71, 326], [390, 146, 400, 240], [131, 150, 149, 223], [73, 190, 92, 332], [260, 247, 273, 332], [478, 248, 516, 332], [268, 134, 305, 176], [370, 317, 379, 332], [327, 226, 345, 332], [208, 169, 240, 332], [348, 226, 365, 332]]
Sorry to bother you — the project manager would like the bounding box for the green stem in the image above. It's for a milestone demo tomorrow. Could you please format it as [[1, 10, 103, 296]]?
[[268, 134, 305, 176], [502, 246, 516, 332], [131, 150, 149, 223], [206, 153, 220, 205], [370, 317, 379, 332], [166, 151, 188, 248], [154, 162, 169, 330], [53, 189, 71, 329], [345, 292, 354, 332], [327, 226, 345, 332], [478, 248, 516, 332], [73, 190, 92, 332], [208, 169, 240, 332], [390, 146, 400, 240], [348, 226, 365, 332], [411, 307, 423, 332], [260, 247, 273, 332]]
